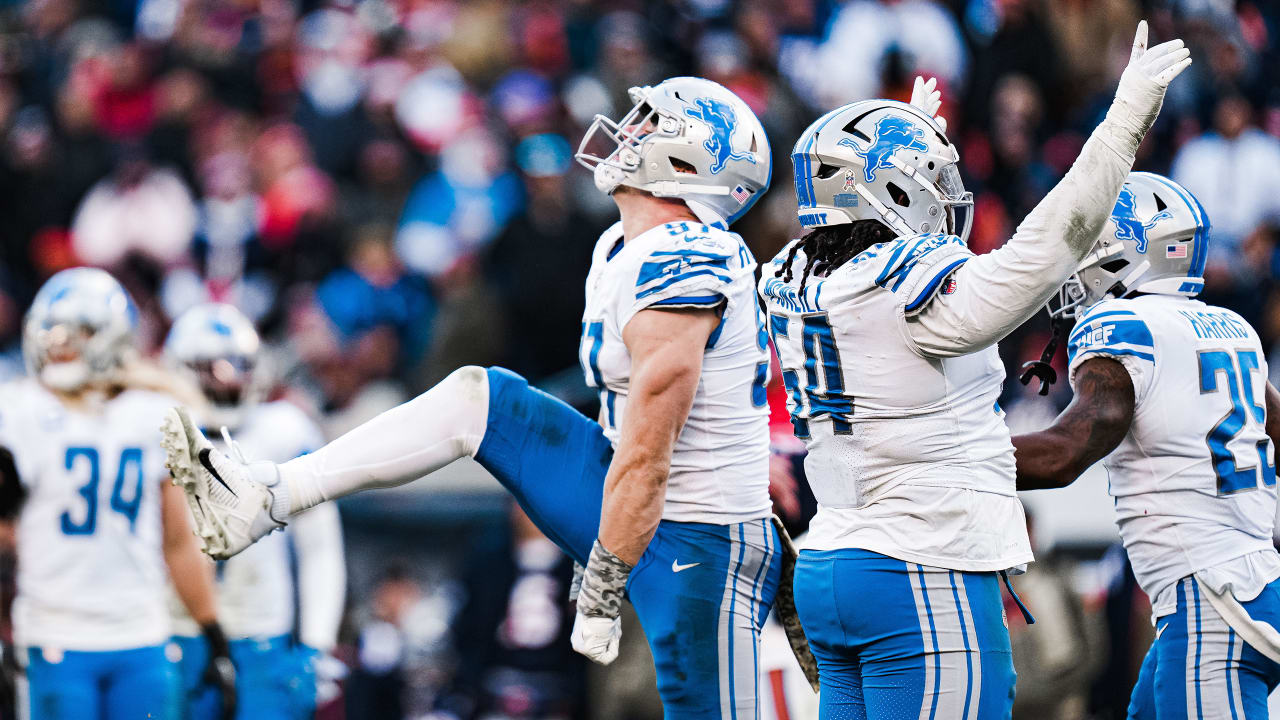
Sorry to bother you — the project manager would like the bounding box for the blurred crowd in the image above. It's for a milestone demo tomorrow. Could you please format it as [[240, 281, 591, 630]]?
[[0, 0, 1277, 717]]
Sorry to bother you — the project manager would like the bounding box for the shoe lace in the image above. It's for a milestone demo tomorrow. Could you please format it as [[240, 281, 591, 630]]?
[[219, 426, 250, 465]]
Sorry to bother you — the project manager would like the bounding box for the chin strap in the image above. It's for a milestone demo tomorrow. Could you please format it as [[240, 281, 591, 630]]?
[[1018, 313, 1069, 396]]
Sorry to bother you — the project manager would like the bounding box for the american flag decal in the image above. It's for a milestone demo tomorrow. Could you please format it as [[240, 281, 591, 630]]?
[[731, 185, 753, 204], [1166, 244, 1188, 259]]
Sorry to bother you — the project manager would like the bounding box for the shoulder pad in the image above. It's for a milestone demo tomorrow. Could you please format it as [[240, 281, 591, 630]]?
[[633, 223, 749, 306], [867, 234, 971, 314]]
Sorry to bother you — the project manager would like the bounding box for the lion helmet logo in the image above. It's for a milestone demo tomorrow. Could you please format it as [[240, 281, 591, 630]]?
[[838, 115, 931, 184], [684, 97, 757, 175], [1112, 185, 1173, 254]]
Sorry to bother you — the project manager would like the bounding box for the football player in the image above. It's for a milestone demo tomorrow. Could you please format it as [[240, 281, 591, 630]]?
[[760, 22, 1189, 718], [0, 268, 232, 719], [163, 77, 781, 718], [1013, 172, 1280, 719], [163, 303, 346, 720]]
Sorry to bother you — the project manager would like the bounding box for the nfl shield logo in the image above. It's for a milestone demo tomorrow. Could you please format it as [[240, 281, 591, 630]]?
[[942, 276, 958, 295]]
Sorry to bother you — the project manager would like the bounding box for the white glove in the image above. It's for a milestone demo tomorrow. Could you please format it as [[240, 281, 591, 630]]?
[[571, 540, 632, 665], [570, 611, 622, 665], [909, 76, 946, 133], [313, 652, 348, 705], [1108, 20, 1192, 144]]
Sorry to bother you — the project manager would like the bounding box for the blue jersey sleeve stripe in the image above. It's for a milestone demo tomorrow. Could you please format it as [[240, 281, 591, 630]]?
[[1068, 312, 1142, 344], [648, 249, 734, 262], [1069, 346, 1156, 365], [905, 257, 968, 312], [635, 269, 731, 299], [875, 239, 913, 286], [1069, 319, 1154, 350], [637, 255, 731, 288], [650, 295, 723, 307]]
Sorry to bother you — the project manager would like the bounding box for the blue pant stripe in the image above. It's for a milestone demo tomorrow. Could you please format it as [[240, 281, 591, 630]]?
[[915, 564, 942, 720], [950, 571, 975, 720], [726, 523, 748, 720], [1193, 580, 1203, 718], [1227, 627, 1239, 720]]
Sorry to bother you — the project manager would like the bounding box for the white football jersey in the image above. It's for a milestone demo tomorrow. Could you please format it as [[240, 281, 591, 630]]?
[[171, 400, 343, 647], [1067, 295, 1280, 617], [0, 380, 174, 651], [580, 221, 772, 524], [760, 234, 1032, 571]]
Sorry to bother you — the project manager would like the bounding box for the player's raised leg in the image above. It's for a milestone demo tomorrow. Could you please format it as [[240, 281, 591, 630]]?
[[163, 364, 610, 564]]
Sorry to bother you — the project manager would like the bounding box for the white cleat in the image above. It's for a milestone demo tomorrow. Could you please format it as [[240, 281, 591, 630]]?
[[161, 407, 289, 560]]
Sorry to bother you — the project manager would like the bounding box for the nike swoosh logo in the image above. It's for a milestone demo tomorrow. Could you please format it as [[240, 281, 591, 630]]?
[[198, 448, 237, 498], [1155, 623, 1168, 640], [671, 560, 700, 573]]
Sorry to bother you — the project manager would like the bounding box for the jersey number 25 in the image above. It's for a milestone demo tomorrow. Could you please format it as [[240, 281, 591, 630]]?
[[1198, 350, 1277, 495]]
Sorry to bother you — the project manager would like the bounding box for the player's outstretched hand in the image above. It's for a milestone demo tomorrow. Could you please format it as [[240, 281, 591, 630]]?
[[1112, 20, 1191, 136], [909, 76, 946, 133]]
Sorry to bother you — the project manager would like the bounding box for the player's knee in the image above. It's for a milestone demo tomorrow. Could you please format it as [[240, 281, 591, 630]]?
[[440, 366, 489, 409]]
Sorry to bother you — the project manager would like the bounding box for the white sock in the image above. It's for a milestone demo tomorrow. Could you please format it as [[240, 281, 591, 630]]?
[[279, 366, 490, 514]]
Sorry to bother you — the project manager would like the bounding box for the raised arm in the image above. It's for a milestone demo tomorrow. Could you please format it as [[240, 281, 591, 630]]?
[[909, 22, 1190, 357], [1012, 358, 1135, 490], [571, 305, 719, 665]]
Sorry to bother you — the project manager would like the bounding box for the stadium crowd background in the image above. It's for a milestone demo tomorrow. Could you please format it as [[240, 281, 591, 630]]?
[[0, 0, 1276, 717]]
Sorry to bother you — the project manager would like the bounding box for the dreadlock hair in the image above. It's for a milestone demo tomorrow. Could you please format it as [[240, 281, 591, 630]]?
[[775, 219, 897, 294]]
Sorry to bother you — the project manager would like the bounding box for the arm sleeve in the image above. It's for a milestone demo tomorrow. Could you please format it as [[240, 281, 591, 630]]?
[[621, 229, 753, 329], [906, 94, 1153, 358], [1066, 305, 1156, 406], [291, 502, 346, 651]]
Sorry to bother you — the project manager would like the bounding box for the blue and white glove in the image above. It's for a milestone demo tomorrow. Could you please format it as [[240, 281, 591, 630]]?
[[570, 540, 633, 665]]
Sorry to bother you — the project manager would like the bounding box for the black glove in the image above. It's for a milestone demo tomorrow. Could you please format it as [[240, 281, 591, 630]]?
[[201, 622, 237, 720]]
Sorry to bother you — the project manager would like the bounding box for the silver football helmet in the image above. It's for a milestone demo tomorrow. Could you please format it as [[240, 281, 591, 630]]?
[[1051, 172, 1209, 321], [24, 267, 138, 392], [165, 303, 263, 431], [575, 76, 771, 228], [790, 100, 972, 241]]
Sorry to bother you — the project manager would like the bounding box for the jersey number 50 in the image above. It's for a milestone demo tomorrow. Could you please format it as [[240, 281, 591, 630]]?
[[61, 447, 146, 536], [769, 312, 853, 439], [1198, 350, 1277, 495]]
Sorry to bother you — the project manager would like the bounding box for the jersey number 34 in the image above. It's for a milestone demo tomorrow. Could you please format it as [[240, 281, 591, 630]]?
[[62, 447, 146, 536]]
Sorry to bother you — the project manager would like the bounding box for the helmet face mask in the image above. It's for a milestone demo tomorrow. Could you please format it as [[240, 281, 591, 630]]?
[[792, 100, 971, 242], [24, 268, 137, 392], [165, 303, 263, 431], [574, 77, 771, 228], [1054, 172, 1209, 320]]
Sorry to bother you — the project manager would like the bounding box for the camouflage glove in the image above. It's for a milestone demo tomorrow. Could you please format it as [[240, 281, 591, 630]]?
[[570, 540, 632, 665]]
